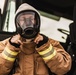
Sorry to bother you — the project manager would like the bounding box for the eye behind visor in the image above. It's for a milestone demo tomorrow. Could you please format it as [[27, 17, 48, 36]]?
[[16, 12, 36, 26]]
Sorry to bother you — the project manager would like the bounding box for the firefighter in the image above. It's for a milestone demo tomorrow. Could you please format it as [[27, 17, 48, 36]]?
[[0, 3, 72, 75]]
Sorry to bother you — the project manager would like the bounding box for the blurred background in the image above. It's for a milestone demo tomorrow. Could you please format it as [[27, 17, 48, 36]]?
[[0, 0, 74, 42]]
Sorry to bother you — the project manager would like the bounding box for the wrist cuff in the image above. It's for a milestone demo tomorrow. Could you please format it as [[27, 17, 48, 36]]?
[[38, 45, 56, 60], [2, 47, 19, 62]]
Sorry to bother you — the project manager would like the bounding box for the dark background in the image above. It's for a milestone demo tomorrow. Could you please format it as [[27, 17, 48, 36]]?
[[16, 0, 75, 20]]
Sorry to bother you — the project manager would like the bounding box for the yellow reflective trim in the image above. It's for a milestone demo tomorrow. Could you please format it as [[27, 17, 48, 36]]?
[[5, 47, 18, 56], [2, 53, 15, 62], [43, 50, 56, 60], [39, 45, 52, 55]]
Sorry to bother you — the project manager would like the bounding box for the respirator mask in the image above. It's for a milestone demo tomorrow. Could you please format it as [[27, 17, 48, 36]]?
[[15, 11, 40, 39]]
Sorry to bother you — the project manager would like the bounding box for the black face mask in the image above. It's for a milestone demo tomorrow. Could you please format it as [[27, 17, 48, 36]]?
[[15, 11, 40, 39]]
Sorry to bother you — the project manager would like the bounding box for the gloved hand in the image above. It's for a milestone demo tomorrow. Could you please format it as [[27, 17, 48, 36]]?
[[1, 34, 22, 62], [8, 34, 22, 52], [34, 34, 48, 48]]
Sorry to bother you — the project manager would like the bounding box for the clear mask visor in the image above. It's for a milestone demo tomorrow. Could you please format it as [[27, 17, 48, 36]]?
[[17, 12, 36, 30]]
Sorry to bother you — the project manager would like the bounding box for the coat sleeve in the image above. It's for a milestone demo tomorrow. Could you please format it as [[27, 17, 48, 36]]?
[[36, 38, 72, 75], [0, 38, 19, 75]]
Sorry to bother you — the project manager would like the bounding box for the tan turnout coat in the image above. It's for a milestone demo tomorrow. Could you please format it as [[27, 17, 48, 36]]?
[[0, 38, 71, 75]]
